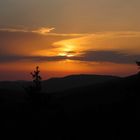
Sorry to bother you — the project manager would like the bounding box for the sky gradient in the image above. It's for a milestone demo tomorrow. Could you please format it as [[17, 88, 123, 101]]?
[[0, 0, 140, 80]]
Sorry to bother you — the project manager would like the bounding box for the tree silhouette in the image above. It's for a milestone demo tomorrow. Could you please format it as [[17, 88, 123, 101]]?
[[30, 66, 42, 92], [136, 61, 140, 74]]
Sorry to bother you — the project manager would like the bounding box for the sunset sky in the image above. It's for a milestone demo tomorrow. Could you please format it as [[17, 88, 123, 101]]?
[[0, 0, 140, 80]]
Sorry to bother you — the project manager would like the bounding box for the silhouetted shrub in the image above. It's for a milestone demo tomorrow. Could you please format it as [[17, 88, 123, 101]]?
[[24, 66, 42, 97], [136, 61, 140, 75]]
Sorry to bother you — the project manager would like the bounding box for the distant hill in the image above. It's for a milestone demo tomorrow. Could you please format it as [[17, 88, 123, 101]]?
[[60, 73, 139, 96], [55, 74, 139, 110], [0, 74, 120, 94], [42, 74, 120, 93]]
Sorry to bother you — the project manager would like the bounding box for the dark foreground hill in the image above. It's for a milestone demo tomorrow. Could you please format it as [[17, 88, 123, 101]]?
[[0, 74, 138, 140]]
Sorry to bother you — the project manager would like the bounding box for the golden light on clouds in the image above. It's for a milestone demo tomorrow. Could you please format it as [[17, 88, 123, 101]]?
[[33, 42, 78, 58], [57, 44, 76, 57], [0, 28, 140, 80], [32, 27, 55, 35], [53, 38, 83, 58], [53, 31, 140, 56]]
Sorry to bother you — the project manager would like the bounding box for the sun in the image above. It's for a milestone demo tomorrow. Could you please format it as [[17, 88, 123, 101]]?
[[58, 52, 74, 57], [62, 44, 74, 52], [58, 44, 75, 57]]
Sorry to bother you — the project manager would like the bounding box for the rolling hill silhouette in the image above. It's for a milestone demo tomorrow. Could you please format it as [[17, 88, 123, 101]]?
[[42, 74, 120, 93], [0, 74, 138, 140], [0, 74, 120, 94]]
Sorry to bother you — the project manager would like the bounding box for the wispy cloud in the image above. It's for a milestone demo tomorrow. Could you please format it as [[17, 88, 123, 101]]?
[[0, 27, 86, 37], [0, 27, 55, 35], [32, 27, 55, 34]]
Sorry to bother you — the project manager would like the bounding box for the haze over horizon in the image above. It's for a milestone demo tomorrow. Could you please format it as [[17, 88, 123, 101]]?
[[0, 0, 140, 80]]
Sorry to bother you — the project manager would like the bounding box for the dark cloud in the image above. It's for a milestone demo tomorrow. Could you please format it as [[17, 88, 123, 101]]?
[[0, 55, 67, 63], [72, 51, 140, 64], [0, 51, 140, 64], [30, 56, 67, 61]]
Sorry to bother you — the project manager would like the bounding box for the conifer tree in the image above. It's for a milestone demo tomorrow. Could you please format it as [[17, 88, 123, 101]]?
[[30, 66, 42, 92]]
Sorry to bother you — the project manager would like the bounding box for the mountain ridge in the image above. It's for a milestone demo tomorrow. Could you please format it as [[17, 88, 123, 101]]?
[[0, 74, 121, 93]]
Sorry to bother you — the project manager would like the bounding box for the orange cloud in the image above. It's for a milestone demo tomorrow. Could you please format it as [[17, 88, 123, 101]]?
[[0, 27, 86, 37], [32, 27, 55, 35], [0, 29, 140, 80], [0, 27, 55, 35], [53, 31, 140, 55]]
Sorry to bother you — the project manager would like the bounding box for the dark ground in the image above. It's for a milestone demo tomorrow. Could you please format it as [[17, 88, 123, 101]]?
[[0, 74, 138, 140]]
